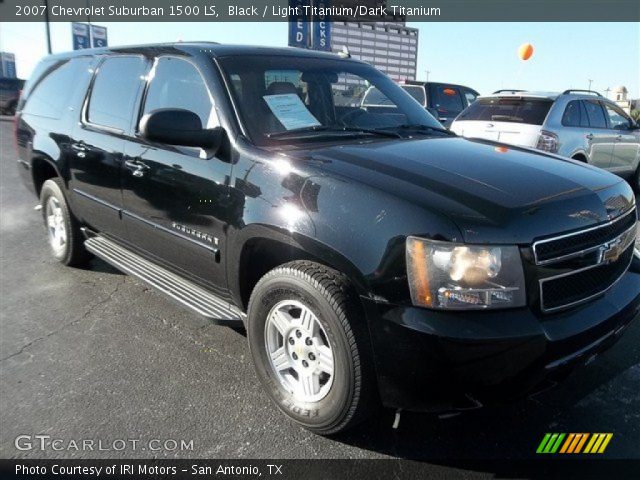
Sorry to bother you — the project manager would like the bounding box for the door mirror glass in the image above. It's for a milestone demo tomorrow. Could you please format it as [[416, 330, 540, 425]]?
[[139, 108, 222, 150]]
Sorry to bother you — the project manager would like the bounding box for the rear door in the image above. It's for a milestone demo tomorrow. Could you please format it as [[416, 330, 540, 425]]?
[[69, 55, 148, 238], [451, 96, 552, 147], [582, 99, 615, 168], [602, 102, 639, 174], [121, 55, 232, 292]]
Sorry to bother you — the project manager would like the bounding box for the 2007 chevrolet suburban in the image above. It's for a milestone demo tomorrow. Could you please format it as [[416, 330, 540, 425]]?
[[15, 43, 640, 434]]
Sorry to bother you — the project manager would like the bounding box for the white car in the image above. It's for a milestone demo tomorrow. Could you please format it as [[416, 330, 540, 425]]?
[[450, 89, 640, 188]]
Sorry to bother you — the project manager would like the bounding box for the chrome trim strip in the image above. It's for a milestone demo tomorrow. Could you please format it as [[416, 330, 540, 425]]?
[[73, 188, 121, 211], [532, 208, 636, 265], [121, 210, 219, 254], [539, 244, 634, 313], [74, 188, 220, 254], [537, 223, 638, 266]]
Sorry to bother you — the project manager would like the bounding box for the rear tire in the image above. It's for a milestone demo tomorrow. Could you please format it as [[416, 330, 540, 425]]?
[[40, 178, 92, 267], [247, 261, 378, 435]]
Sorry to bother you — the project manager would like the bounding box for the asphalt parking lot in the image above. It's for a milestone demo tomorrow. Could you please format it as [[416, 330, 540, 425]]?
[[1, 117, 639, 466]]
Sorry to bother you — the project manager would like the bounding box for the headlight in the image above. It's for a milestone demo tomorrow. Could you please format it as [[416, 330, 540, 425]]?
[[406, 237, 526, 310]]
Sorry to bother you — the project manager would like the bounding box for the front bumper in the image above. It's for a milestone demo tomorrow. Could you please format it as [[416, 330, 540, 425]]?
[[363, 269, 640, 412]]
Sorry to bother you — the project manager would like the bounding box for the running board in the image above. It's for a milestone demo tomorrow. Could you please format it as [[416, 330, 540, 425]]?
[[84, 235, 245, 326]]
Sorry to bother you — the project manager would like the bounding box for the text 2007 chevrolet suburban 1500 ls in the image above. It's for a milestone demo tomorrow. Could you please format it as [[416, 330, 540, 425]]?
[[15, 43, 640, 434]]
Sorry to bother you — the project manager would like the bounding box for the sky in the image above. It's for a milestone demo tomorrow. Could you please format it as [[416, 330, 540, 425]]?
[[0, 21, 638, 97]]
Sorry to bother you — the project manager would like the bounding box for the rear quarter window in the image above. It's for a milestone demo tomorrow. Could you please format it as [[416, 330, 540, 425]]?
[[561, 100, 589, 127], [456, 97, 553, 125], [22, 57, 92, 119]]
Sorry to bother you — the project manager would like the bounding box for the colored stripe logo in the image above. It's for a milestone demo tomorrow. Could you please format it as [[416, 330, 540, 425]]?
[[537, 433, 613, 454]]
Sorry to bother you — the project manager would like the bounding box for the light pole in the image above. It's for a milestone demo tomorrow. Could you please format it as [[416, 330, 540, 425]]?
[[425, 70, 430, 82], [588, 79, 593, 91], [43, 0, 52, 54]]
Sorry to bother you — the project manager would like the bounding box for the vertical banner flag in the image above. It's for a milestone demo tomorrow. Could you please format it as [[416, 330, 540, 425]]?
[[288, 0, 310, 48], [72, 23, 90, 50], [91, 25, 108, 48], [312, 0, 332, 51], [0, 52, 17, 78]]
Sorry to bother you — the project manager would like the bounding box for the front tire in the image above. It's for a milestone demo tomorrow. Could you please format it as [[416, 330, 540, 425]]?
[[247, 261, 378, 435], [40, 178, 92, 266]]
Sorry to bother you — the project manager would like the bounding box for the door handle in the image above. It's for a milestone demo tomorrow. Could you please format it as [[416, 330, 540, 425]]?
[[615, 134, 623, 140], [70, 142, 87, 157], [585, 133, 594, 140], [124, 159, 149, 178]]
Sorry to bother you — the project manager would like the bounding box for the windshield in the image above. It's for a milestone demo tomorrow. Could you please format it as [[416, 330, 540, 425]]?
[[217, 55, 442, 145], [457, 97, 553, 125]]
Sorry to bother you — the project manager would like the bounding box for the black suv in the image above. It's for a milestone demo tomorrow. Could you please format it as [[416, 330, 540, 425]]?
[[15, 43, 640, 434]]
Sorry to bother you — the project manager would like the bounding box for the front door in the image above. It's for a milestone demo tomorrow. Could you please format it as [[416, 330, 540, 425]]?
[[582, 99, 615, 169], [69, 55, 148, 239], [121, 56, 232, 295], [603, 102, 640, 174]]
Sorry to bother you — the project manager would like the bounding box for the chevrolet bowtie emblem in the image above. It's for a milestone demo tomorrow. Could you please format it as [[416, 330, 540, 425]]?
[[598, 239, 623, 264]]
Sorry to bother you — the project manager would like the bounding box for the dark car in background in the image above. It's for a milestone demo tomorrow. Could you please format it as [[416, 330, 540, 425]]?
[[14, 43, 640, 434], [400, 81, 479, 127], [0, 77, 24, 115]]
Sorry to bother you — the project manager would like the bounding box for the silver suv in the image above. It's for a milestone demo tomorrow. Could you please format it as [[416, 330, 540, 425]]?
[[451, 90, 640, 189]]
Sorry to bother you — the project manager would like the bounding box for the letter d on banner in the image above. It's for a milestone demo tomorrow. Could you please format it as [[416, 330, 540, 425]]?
[[312, 0, 332, 51], [288, 0, 310, 48]]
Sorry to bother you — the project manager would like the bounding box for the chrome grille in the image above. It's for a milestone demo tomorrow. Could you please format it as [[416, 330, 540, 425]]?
[[533, 209, 637, 313]]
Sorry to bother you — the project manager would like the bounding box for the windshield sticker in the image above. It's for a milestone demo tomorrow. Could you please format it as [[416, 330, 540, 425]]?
[[263, 93, 321, 131]]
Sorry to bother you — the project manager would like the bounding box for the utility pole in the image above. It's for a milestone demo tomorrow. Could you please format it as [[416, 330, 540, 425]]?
[[425, 70, 430, 82], [86, 0, 93, 46], [604, 87, 611, 99], [588, 79, 593, 91], [43, 0, 52, 53]]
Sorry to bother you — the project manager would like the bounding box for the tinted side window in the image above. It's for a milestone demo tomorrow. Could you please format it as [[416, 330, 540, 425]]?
[[604, 103, 631, 130], [23, 58, 92, 119], [429, 85, 464, 114], [582, 100, 607, 128], [401, 85, 426, 105], [88, 56, 146, 131], [463, 89, 478, 106], [561, 100, 587, 127], [142, 57, 215, 127]]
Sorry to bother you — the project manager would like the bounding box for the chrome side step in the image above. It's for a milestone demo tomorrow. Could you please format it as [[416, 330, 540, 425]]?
[[85, 235, 245, 326]]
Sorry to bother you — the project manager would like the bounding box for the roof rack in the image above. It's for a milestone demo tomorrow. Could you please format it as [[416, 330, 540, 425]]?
[[492, 89, 525, 94], [562, 89, 602, 97]]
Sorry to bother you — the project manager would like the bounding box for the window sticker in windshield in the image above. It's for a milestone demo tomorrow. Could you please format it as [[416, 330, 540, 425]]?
[[263, 94, 321, 131]]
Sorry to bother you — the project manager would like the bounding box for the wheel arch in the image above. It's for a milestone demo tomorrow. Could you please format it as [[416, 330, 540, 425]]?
[[229, 226, 369, 312], [31, 155, 61, 197]]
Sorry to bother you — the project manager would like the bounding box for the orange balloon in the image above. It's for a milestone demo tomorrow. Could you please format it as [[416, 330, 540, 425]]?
[[518, 43, 534, 61]]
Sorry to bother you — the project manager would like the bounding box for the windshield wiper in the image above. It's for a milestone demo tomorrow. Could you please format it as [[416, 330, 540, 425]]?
[[393, 124, 456, 136], [267, 125, 401, 140]]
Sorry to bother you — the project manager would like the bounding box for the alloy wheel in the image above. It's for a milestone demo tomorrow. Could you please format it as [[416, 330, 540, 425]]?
[[264, 300, 334, 403]]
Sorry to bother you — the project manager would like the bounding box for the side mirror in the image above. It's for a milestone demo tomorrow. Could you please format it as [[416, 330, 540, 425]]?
[[139, 108, 222, 151]]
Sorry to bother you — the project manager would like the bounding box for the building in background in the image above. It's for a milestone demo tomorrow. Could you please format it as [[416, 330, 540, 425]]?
[[0, 52, 17, 78], [330, 22, 418, 82], [287, 1, 419, 82]]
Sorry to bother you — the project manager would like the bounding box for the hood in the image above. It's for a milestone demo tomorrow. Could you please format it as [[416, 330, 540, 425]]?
[[289, 136, 635, 244]]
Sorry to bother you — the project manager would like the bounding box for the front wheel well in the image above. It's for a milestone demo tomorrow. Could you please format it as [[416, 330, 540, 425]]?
[[571, 153, 588, 162], [237, 238, 323, 311], [32, 157, 59, 196]]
